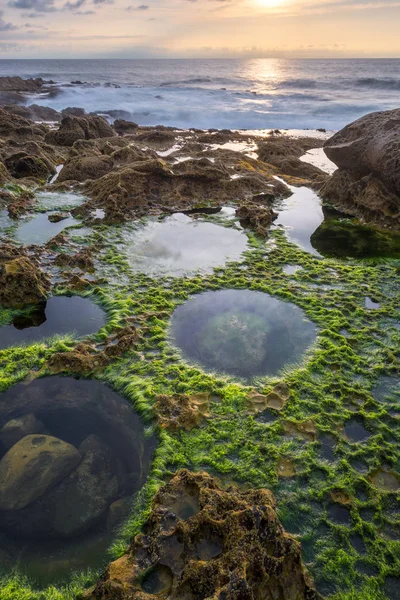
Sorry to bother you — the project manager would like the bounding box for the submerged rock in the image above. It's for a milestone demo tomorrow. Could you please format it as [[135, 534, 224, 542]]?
[[0, 413, 48, 450], [87, 469, 320, 600], [321, 108, 400, 229], [0, 256, 50, 308], [1, 435, 125, 538], [0, 434, 81, 511]]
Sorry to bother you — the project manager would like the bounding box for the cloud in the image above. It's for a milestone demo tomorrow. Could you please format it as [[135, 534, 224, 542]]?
[[0, 10, 18, 30], [8, 0, 56, 12], [127, 4, 149, 10], [64, 0, 86, 9]]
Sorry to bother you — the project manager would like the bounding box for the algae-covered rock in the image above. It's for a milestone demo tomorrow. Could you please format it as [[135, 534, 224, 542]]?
[[87, 469, 320, 600], [57, 155, 114, 183], [0, 413, 48, 450], [236, 202, 278, 236], [4, 153, 55, 181], [0, 434, 81, 510], [0, 256, 50, 308]]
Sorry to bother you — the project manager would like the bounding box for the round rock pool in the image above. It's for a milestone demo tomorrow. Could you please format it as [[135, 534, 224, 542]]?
[[0, 376, 156, 587], [170, 290, 317, 380], [0, 296, 106, 350], [123, 213, 248, 277]]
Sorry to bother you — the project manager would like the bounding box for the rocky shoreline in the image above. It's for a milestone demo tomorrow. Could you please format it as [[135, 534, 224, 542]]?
[[0, 76, 399, 600]]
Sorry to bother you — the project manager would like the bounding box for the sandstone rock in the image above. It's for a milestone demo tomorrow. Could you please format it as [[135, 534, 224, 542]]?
[[48, 212, 70, 223], [155, 393, 210, 432], [2, 435, 125, 538], [236, 202, 278, 236], [87, 469, 320, 600], [0, 434, 81, 511], [45, 115, 116, 147], [0, 413, 48, 450], [0, 256, 50, 308], [0, 108, 44, 139], [0, 76, 44, 93], [57, 155, 114, 182], [62, 106, 86, 117], [321, 109, 400, 229]]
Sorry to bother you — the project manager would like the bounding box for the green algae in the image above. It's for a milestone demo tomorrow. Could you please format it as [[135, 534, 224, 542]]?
[[0, 208, 399, 599]]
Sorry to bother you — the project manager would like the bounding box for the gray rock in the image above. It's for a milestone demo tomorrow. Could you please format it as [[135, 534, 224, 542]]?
[[0, 413, 48, 450], [0, 434, 81, 510]]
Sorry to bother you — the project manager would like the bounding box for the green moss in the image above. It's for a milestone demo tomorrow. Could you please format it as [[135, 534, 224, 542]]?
[[0, 212, 399, 599]]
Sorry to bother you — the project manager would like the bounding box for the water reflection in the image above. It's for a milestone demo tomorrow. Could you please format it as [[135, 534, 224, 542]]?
[[0, 296, 106, 350], [170, 289, 317, 380], [15, 213, 78, 245], [0, 376, 156, 586], [124, 213, 248, 277]]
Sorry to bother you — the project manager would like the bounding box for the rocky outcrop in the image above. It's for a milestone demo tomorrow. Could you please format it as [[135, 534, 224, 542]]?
[[45, 115, 116, 147], [0, 434, 81, 510], [0, 108, 46, 140], [114, 119, 139, 135], [0, 256, 51, 308], [236, 202, 278, 236], [87, 469, 320, 600], [57, 155, 114, 183], [4, 151, 55, 181], [321, 109, 400, 229]]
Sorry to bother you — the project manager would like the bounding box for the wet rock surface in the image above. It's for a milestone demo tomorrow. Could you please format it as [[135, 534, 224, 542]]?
[[45, 115, 116, 147], [321, 108, 400, 229], [87, 469, 320, 600]]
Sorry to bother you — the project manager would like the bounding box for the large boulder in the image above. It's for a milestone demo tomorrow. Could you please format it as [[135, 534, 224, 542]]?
[[1, 435, 125, 538], [87, 469, 320, 600], [321, 109, 400, 229], [0, 256, 50, 308], [45, 115, 116, 147], [0, 434, 81, 510]]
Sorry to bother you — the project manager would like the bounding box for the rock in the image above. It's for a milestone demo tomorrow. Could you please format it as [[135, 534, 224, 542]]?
[[0, 76, 44, 93], [0, 434, 81, 511], [0, 108, 45, 139], [236, 202, 278, 236], [48, 212, 70, 223], [0, 160, 10, 185], [0, 413, 48, 450], [155, 393, 210, 432], [45, 115, 116, 147], [321, 109, 400, 229], [57, 155, 114, 183], [87, 469, 320, 600], [2, 435, 125, 538], [0, 256, 51, 308], [29, 104, 62, 122], [55, 248, 94, 271], [61, 106, 86, 117], [114, 119, 139, 135], [4, 152, 55, 180], [107, 497, 131, 529]]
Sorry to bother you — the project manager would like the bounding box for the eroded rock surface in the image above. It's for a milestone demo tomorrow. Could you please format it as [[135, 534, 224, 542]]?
[[321, 109, 400, 229], [87, 469, 320, 600], [45, 115, 116, 147]]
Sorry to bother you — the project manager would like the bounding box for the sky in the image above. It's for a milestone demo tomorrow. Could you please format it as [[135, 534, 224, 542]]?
[[0, 0, 399, 58]]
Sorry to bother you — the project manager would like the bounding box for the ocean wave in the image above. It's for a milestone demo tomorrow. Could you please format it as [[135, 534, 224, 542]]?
[[280, 78, 317, 89], [355, 77, 400, 90]]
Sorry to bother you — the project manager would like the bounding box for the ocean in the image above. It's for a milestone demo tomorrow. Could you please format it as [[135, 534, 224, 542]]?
[[0, 58, 399, 130]]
